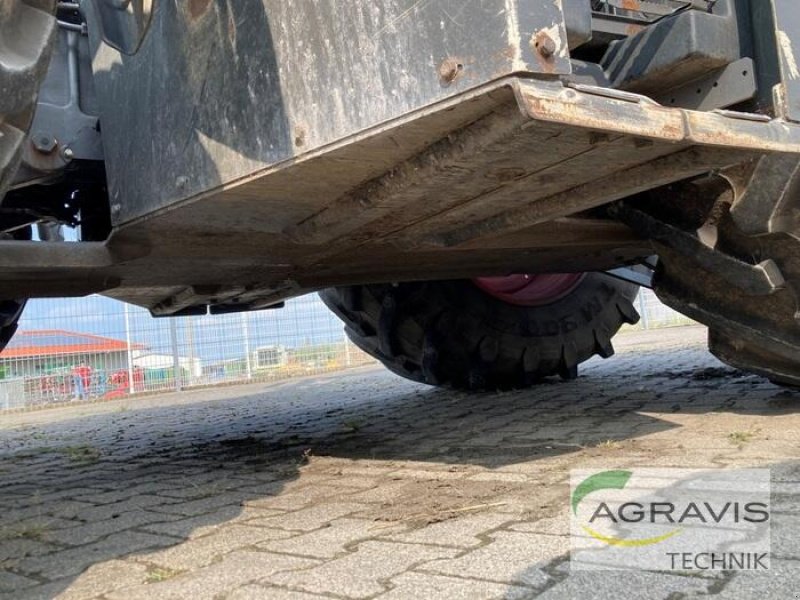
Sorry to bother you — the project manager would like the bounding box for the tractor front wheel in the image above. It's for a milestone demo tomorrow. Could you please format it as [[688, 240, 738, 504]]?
[[320, 273, 640, 390]]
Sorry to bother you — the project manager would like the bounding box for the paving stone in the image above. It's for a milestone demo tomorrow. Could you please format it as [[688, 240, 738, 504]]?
[[345, 482, 413, 504], [259, 518, 404, 558], [0, 570, 37, 592], [140, 525, 293, 570], [382, 572, 531, 600], [507, 513, 570, 536], [535, 571, 714, 599], [150, 479, 245, 500], [139, 505, 284, 540], [227, 585, 334, 599], [386, 512, 511, 548], [3, 501, 95, 523], [770, 512, 800, 559], [74, 495, 178, 522], [47, 559, 150, 600], [46, 510, 182, 546], [247, 503, 366, 532], [0, 581, 74, 600], [15, 531, 174, 580], [772, 495, 800, 514], [17, 488, 107, 506], [710, 558, 800, 599], [0, 538, 59, 562], [420, 531, 567, 588], [107, 551, 318, 600], [243, 484, 358, 510], [264, 541, 458, 599], [147, 492, 252, 517], [73, 482, 180, 504]]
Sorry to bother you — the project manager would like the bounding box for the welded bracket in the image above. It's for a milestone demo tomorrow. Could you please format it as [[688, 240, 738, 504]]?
[[610, 203, 786, 296]]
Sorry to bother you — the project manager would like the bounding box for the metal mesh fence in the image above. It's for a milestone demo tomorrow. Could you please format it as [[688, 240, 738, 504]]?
[[0, 287, 694, 412], [0, 294, 373, 411], [630, 287, 695, 331]]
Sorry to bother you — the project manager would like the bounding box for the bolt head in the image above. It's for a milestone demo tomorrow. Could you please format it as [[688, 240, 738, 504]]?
[[438, 58, 464, 85], [32, 133, 57, 154], [62, 147, 74, 160], [533, 32, 557, 58]]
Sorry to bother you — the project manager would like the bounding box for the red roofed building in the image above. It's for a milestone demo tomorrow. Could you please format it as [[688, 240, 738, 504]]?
[[0, 330, 145, 378]]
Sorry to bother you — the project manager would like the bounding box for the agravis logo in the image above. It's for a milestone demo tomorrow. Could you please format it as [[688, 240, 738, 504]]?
[[570, 468, 771, 571], [572, 470, 681, 547]]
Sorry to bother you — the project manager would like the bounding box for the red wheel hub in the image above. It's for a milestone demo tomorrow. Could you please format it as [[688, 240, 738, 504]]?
[[473, 273, 586, 307]]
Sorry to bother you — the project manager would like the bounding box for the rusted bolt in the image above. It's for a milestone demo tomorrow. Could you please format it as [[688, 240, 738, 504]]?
[[533, 31, 557, 58], [438, 58, 464, 85], [32, 133, 56, 154]]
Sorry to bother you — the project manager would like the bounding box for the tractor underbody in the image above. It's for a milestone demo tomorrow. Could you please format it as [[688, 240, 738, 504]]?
[[5, 0, 800, 385]]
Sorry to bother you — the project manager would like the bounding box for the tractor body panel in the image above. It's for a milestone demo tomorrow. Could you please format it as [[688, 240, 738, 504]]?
[[89, 0, 572, 226]]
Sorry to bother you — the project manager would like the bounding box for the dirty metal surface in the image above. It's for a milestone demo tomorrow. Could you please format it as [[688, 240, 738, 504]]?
[[771, 0, 800, 123], [652, 58, 757, 112], [88, 0, 571, 225], [601, 0, 747, 96], [6, 76, 800, 313]]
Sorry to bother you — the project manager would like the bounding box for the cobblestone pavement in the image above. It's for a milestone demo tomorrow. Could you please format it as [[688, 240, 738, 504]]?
[[1, 325, 798, 599]]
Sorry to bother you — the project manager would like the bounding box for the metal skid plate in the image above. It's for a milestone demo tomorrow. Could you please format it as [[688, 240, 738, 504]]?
[[88, 0, 572, 225], [6, 76, 800, 315]]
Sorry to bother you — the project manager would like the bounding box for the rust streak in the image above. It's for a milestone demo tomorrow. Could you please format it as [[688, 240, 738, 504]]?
[[626, 23, 645, 36], [188, 0, 213, 21]]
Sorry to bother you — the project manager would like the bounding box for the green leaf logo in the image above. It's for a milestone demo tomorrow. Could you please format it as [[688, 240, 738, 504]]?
[[572, 470, 632, 515]]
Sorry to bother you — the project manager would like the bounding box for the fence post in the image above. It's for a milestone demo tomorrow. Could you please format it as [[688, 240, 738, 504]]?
[[343, 329, 352, 367], [242, 312, 252, 380], [638, 291, 650, 330], [124, 303, 136, 395], [185, 316, 196, 386], [170, 318, 182, 392]]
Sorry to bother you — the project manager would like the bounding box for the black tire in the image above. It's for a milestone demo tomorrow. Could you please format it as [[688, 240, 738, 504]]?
[[0, 300, 26, 350], [0, 227, 31, 352], [0, 0, 57, 198], [0, 1, 55, 352], [320, 274, 640, 390]]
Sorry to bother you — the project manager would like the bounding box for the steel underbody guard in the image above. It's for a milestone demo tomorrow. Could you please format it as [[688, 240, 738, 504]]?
[[4, 0, 800, 384]]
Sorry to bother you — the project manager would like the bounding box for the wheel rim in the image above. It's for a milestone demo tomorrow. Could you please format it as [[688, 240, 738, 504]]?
[[473, 273, 586, 306]]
